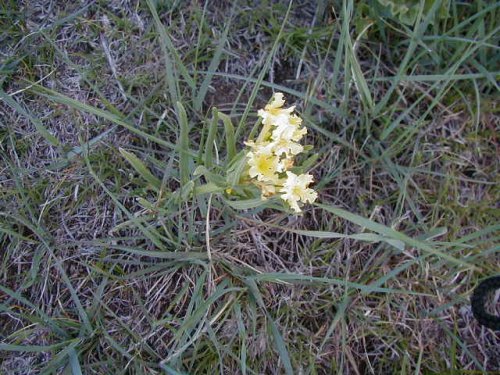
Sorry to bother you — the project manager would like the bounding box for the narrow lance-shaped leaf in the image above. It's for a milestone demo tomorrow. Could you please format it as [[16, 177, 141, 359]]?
[[244, 278, 293, 375], [316, 203, 478, 270], [0, 88, 60, 146], [219, 111, 237, 162], [194, 3, 235, 111], [119, 148, 161, 192], [204, 107, 218, 168], [176, 102, 191, 187]]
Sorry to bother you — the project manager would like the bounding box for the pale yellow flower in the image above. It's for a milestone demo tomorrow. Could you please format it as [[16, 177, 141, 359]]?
[[244, 92, 316, 210], [271, 138, 303, 157], [258, 92, 295, 128], [249, 136, 303, 159], [290, 115, 307, 142], [256, 181, 278, 199], [271, 114, 307, 142], [282, 157, 294, 170], [246, 143, 283, 182], [279, 171, 318, 213]]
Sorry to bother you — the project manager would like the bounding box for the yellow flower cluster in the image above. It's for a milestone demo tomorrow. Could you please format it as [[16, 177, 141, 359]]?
[[245, 93, 317, 213]]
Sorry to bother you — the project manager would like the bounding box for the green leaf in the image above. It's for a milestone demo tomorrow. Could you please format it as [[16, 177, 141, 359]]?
[[267, 313, 293, 375], [145, 0, 195, 103], [204, 108, 218, 168], [32, 86, 197, 157], [346, 44, 374, 112], [234, 303, 247, 375], [377, 0, 450, 25], [180, 180, 195, 201], [226, 151, 247, 187], [194, 182, 224, 195], [193, 165, 226, 186], [243, 278, 293, 375], [235, 1, 294, 140], [316, 203, 477, 270], [194, 5, 234, 111], [250, 272, 428, 295], [101, 245, 207, 261], [219, 112, 237, 162], [0, 341, 73, 352], [277, 228, 405, 251], [119, 148, 161, 192], [68, 348, 83, 375], [223, 197, 267, 210], [83, 157, 169, 250], [173, 286, 243, 341], [0, 88, 60, 146], [176, 101, 191, 187], [159, 364, 189, 375]]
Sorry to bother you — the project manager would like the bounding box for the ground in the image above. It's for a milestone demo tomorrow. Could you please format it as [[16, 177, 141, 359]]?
[[0, 0, 499, 374]]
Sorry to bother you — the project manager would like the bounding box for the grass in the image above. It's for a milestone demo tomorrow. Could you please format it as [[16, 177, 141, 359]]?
[[0, 0, 499, 373]]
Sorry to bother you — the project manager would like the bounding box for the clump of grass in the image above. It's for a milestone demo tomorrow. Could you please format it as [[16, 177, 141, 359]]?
[[1, 0, 499, 374]]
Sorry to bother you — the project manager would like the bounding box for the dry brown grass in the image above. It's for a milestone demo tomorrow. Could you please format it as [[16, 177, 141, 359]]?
[[1, 0, 499, 374]]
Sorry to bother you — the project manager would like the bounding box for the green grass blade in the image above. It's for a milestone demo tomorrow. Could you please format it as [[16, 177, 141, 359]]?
[[99, 245, 208, 261], [223, 197, 268, 210], [345, 32, 374, 112], [83, 153, 168, 250], [225, 151, 247, 187], [119, 148, 161, 192], [204, 108, 218, 169], [176, 101, 191, 187], [31, 86, 197, 157], [249, 272, 428, 296], [235, 1, 294, 140], [1, 213, 93, 335], [160, 363, 190, 375], [146, 0, 186, 103], [192, 70, 344, 116], [68, 348, 83, 375], [173, 286, 243, 342], [0, 341, 74, 352], [243, 278, 293, 375], [234, 303, 247, 375], [194, 4, 234, 111], [0, 88, 60, 146], [316, 203, 477, 270], [266, 312, 293, 375], [266, 225, 405, 251], [373, 0, 443, 115], [0, 284, 67, 338], [218, 111, 237, 162]]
